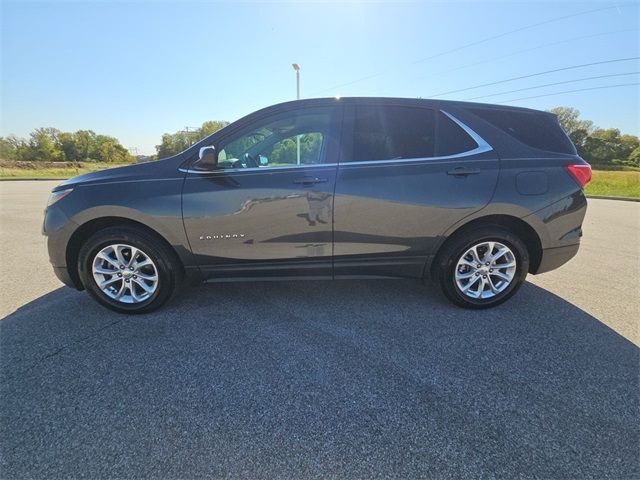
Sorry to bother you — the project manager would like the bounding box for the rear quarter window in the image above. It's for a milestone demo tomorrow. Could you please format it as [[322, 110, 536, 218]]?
[[469, 108, 576, 154], [436, 111, 478, 156]]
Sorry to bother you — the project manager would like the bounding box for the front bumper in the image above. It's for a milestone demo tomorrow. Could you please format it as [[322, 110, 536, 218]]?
[[52, 265, 81, 289], [533, 243, 580, 274], [43, 204, 83, 289]]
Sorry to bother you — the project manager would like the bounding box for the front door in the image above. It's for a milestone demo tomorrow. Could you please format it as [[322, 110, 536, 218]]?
[[182, 105, 341, 280]]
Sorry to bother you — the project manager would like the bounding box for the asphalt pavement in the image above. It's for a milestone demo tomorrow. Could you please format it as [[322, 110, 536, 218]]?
[[1, 180, 638, 479]]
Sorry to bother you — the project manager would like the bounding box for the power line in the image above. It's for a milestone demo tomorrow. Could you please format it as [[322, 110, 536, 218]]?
[[311, 3, 632, 96], [464, 72, 640, 101], [415, 28, 638, 82], [411, 4, 624, 65], [497, 83, 639, 103], [430, 57, 640, 97]]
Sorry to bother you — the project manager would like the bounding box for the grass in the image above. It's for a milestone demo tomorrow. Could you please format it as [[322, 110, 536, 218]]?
[[1, 160, 638, 198], [0, 162, 128, 179], [585, 170, 640, 198]]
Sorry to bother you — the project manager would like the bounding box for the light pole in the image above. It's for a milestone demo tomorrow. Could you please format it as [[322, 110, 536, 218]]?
[[292, 63, 301, 165]]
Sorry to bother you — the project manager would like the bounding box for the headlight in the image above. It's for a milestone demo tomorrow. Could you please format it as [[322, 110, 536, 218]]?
[[47, 188, 73, 207]]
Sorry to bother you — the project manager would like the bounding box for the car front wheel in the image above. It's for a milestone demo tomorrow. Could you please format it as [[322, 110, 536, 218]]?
[[434, 226, 529, 309], [78, 226, 181, 314]]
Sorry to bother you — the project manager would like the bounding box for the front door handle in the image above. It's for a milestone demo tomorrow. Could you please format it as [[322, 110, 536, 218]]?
[[446, 167, 481, 177], [293, 176, 328, 185]]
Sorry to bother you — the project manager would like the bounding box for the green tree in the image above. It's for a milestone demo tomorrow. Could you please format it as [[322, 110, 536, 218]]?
[[27, 128, 64, 161], [200, 120, 229, 137], [583, 128, 639, 166], [155, 120, 229, 158], [547, 107, 594, 155], [58, 132, 79, 161], [74, 130, 97, 161], [0, 136, 18, 160], [628, 146, 640, 167]]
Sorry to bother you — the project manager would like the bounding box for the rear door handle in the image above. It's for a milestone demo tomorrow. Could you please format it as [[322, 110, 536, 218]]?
[[293, 176, 328, 185], [446, 167, 481, 177]]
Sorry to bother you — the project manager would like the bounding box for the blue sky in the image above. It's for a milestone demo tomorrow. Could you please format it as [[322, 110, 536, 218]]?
[[1, 0, 638, 155]]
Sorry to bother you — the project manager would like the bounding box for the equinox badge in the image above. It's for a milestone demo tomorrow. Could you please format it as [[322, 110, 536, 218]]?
[[199, 234, 246, 240]]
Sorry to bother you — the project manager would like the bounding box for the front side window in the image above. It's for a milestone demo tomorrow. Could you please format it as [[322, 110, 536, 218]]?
[[206, 107, 334, 170], [347, 105, 436, 162]]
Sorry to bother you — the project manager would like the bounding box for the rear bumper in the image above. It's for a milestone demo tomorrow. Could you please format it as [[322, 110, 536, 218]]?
[[532, 243, 580, 274]]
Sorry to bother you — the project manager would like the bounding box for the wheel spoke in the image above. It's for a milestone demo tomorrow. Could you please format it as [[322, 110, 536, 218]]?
[[469, 246, 482, 265], [114, 282, 127, 299], [114, 245, 127, 266], [133, 278, 153, 294], [491, 271, 512, 282], [130, 284, 144, 302], [495, 259, 516, 269], [491, 246, 509, 263], [97, 252, 119, 269], [134, 258, 152, 269], [135, 272, 158, 282], [99, 276, 120, 288], [472, 278, 485, 298], [483, 242, 495, 262], [127, 247, 139, 267], [455, 270, 475, 280], [459, 258, 475, 268], [461, 275, 480, 292], [94, 265, 118, 275], [487, 275, 499, 293]]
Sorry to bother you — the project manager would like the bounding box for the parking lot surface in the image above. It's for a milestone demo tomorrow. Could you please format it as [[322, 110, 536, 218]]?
[[1, 181, 638, 478]]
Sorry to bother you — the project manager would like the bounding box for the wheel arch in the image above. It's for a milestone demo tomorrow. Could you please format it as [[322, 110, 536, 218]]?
[[66, 216, 185, 290], [430, 214, 543, 279]]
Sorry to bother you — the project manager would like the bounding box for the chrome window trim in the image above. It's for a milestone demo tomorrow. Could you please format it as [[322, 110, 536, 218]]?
[[179, 163, 336, 175], [180, 110, 493, 174], [339, 109, 492, 167]]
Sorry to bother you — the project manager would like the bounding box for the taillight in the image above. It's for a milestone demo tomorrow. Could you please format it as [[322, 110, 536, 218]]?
[[566, 164, 592, 188]]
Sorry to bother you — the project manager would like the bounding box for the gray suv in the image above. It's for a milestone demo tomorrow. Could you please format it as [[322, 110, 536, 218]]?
[[43, 97, 591, 313]]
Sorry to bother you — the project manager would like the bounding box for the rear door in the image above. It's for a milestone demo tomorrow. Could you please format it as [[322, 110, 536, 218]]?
[[333, 102, 499, 278], [182, 105, 341, 280]]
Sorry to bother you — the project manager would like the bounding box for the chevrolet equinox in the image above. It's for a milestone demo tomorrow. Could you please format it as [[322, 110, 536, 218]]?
[[43, 97, 591, 313]]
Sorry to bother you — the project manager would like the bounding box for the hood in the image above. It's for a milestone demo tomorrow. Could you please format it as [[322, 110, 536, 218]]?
[[55, 154, 185, 191]]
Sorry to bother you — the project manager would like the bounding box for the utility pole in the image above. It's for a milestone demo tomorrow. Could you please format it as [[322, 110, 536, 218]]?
[[180, 127, 200, 146], [292, 63, 301, 165]]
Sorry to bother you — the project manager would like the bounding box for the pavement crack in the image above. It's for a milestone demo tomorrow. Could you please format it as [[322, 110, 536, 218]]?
[[1, 319, 124, 382]]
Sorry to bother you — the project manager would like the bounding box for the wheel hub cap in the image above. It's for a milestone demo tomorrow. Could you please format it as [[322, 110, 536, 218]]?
[[92, 244, 159, 304], [454, 241, 517, 300]]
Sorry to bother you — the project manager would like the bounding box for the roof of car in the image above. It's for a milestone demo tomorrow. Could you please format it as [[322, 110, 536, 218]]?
[[265, 96, 548, 115]]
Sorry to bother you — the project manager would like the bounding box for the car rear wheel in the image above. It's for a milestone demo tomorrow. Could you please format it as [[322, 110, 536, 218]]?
[[433, 226, 529, 309], [78, 226, 181, 314]]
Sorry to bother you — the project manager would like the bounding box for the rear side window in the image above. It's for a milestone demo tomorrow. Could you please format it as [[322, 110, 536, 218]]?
[[469, 108, 576, 154], [348, 105, 435, 161], [436, 112, 478, 156]]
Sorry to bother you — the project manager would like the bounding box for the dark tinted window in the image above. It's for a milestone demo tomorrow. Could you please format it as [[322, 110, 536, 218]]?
[[349, 105, 435, 161], [437, 112, 478, 155], [469, 108, 576, 154]]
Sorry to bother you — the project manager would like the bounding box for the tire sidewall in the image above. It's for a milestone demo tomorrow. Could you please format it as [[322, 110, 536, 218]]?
[[438, 228, 529, 309], [78, 228, 176, 314]]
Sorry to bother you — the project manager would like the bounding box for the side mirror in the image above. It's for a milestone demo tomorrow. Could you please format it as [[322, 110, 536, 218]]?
[[258, 155, 269, 167], [198, 146, 217, 168]]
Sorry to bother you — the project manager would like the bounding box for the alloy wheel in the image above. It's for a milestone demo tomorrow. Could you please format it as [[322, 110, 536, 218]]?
[[454, 241, 517, 299], [92, 244, 159, 304]]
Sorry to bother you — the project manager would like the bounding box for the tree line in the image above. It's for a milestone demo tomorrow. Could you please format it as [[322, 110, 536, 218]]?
[[0, 128, 134, 164], [549, 107, 639, 167], [1, 107, 638, 167]]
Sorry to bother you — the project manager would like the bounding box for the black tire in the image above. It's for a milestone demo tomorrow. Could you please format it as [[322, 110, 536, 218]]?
[[433, 226, 529, 309], [78, 226, 182, 314]]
